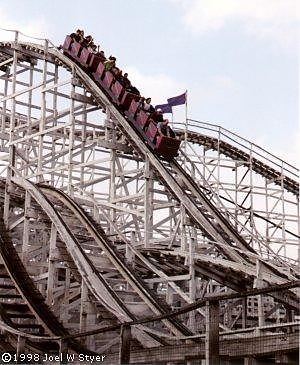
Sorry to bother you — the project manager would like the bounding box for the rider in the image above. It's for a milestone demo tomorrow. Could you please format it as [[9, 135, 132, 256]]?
[[157, 118, 175, 138]]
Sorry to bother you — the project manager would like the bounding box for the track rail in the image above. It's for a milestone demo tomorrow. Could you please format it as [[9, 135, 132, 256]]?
[[171, 159, 257, 253]]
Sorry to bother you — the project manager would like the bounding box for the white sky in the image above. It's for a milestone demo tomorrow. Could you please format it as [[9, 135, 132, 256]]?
[[0, 0, 299, 166]]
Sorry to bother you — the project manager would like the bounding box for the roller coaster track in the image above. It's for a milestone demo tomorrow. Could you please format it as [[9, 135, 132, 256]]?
[[0, 179, 165, 349], [0, 107, 297, 244], [0, 214, 95, 354], [176, 129, 299, 196], [43, 156, 299, 310], [12, 177, 192, 341], [39, 184, 193, 338]]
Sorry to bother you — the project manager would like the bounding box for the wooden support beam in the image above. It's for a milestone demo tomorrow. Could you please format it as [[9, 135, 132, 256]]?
[[242, 297, 247, 329], [46, 223, 57, 305], [205, 300, 220, 365], [119, 324, 131, 365]]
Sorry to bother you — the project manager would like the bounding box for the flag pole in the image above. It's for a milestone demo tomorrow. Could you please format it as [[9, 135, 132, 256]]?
[[184, 90, 188, 161], [185, 90, 188, 126]]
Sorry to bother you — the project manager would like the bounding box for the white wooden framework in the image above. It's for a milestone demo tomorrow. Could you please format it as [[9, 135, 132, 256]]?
[[0, 30, 298, 363]]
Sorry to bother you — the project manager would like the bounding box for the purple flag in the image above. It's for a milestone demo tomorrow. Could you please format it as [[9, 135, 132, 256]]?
[[155, 103, 172, 114], [167, 92, 186, 107]]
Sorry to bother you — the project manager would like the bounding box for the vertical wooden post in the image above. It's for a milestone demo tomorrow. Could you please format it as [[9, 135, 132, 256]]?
[[16, 335, 25, 360], [3, 31, 18, 225], [119, 324, 131, 364], [255, 260, 265, 328], [59, 339, 68, 364], [46, 223, 57, 305], [21, 191, 31, 261], [189, 235, 196, 331], [37, 39, 48, 183], [144, 158, 153, 248], [242, 297, 247, 329], [205, 300, 220, 365], [109, 149, 116, 236], [180, 204, 187, 251]]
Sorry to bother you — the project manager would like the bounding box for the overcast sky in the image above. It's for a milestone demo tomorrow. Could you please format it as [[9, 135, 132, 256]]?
[[0, 0, 299, 165]]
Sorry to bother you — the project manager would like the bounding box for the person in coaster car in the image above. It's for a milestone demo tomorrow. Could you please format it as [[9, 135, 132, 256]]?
[[140, 97, 155, 113], [157, 118, 175, 138], [70, 29, 84, 43]]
